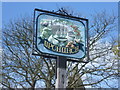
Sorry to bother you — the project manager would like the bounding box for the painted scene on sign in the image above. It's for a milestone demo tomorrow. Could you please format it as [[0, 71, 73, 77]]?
[[37, 14, 86, 58]]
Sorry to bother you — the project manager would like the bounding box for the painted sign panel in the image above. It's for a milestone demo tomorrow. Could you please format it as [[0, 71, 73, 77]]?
[[36, 14, 86, 59]]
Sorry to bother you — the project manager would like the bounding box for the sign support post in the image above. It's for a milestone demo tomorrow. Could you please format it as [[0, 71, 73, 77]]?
[[33, 8, 89, 89], [55, 56, 67, 89]]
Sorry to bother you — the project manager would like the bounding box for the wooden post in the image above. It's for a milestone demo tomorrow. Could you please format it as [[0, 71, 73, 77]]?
[[55, 56, 67, 89]]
